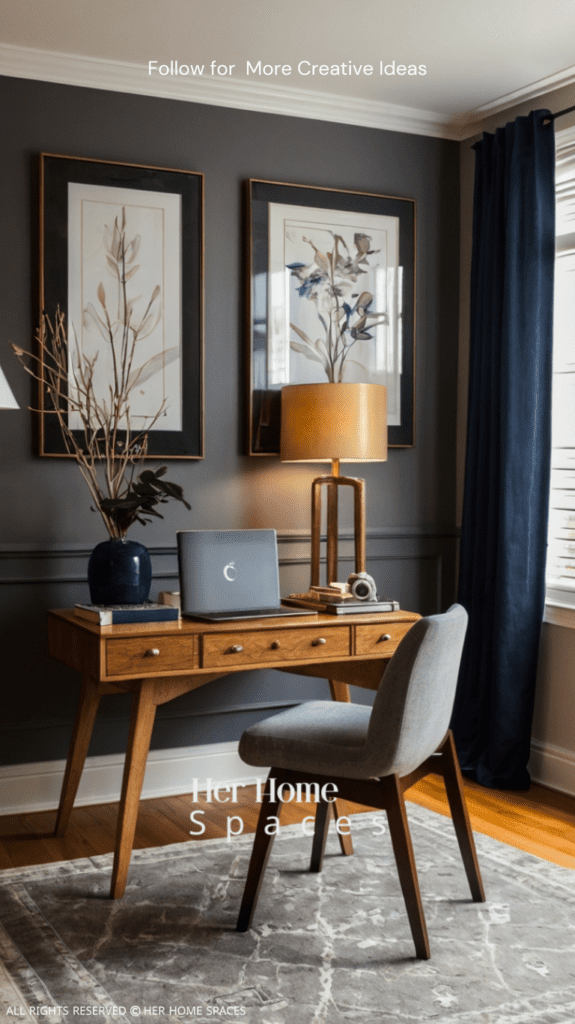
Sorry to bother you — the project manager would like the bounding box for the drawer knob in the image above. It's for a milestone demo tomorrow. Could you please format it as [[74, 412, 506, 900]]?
[[378, 634, 392, 643], [227, 645, 244, 654], [271, 641, 281, 650], [145, 648, 160, 657], [312, 637, 327, 646]]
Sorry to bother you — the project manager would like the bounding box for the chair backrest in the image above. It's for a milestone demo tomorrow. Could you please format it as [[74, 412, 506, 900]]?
[[363, 604, 468, 778]]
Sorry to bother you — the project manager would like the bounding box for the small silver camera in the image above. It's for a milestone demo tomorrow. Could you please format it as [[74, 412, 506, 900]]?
[[347, 572, 378, 602]]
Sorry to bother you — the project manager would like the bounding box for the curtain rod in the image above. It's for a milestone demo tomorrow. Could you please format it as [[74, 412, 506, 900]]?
[[546, 104, 575, 123]]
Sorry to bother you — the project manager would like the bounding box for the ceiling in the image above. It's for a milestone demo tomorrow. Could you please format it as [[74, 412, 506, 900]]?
[[2, 0, 575, 137]]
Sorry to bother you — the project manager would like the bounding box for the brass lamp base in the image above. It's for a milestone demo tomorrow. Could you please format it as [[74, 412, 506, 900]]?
[[280, 383, 388, 608], [287, 459, 366, 605]]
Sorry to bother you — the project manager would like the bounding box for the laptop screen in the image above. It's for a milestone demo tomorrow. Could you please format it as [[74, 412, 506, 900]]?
[[177, 529, 282, 616]]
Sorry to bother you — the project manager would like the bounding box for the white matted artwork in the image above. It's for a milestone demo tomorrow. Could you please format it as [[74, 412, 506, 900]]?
[[268, 202, 402, 425], [67, 183, 182, 432]]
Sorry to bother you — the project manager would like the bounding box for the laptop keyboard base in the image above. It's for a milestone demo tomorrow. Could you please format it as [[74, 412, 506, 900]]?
[[183, 606, 317, 622]]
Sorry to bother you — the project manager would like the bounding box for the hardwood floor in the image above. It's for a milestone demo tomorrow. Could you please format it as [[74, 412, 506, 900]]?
[[1, 775, 574, 872], [408, 775, 575, 869]]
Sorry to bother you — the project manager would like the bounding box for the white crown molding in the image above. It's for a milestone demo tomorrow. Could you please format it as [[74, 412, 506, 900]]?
[[454, 63, 575, 139], [3, 40, 574, 144], [0, 41, 461, 140]]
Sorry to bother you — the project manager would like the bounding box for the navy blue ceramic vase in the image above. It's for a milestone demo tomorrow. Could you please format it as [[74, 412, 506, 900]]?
[[88, 538, 152, 605]]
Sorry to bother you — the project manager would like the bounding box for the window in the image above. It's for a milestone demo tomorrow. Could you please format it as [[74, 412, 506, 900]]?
[[546, 126, 575, 618]]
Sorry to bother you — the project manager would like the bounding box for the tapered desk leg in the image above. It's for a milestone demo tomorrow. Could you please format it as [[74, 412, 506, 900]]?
[[328, 679, 354, 857], [110, 682, 157, 899], [55, 674, 102, 837], [328, 680, 350, 703]]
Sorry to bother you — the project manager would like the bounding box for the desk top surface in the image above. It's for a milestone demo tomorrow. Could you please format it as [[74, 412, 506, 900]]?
[[49, 607, 421, 638]]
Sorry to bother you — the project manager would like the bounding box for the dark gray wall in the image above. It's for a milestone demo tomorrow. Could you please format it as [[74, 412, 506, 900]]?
[[0, 76, 460, 768]]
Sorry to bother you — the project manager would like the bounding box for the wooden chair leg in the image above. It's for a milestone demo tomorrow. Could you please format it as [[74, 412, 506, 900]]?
[[310, 799, 331, 872], [236, 769, 288, 932], [332, 799, 354, 856], [440, 730, 486, 902], [384, 775, 431, 960]]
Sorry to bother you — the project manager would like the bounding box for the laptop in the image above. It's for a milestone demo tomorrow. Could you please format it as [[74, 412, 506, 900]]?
[[177, 529, 316, 622]]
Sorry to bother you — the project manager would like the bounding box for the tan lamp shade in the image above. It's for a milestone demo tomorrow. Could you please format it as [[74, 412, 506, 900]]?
[[280, 382, 387, 463]]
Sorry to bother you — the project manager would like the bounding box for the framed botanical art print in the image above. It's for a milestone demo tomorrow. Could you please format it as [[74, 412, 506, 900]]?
[[40, 153, 204, 457], [246, 178, 415, 454]]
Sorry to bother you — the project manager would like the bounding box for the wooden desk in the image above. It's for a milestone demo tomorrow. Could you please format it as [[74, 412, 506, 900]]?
[[48, 608, 420, 898]]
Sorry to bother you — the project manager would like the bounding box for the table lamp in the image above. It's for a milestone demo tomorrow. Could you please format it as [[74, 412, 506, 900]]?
[[0, 362, 19, 410], [281, 382, 387, 603]]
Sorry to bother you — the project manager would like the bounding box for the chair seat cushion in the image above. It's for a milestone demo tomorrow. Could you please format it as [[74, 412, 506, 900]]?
[[239, 700, 373, 777]]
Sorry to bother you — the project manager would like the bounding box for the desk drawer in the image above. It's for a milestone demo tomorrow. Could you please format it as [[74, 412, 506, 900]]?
[[202, 625, 350, 668], [355, 621, 413, 658], [106, 636, 197, 676]]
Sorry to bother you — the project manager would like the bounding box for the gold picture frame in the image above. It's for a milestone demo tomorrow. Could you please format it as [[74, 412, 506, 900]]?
[[246, 178, 415, 455], [40, 153, 204, 458]]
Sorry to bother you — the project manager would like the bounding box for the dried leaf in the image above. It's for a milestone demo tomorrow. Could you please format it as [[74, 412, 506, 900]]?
[[290, 340, 326, 367], [354, 233, 371, 254], [106, 255, 120, 279], [137, 309, 161, 340], [289, 322, 314, 347], [83, 303, 109, 341], [124, 235, 141, 264], [127, 347, 179, 391]]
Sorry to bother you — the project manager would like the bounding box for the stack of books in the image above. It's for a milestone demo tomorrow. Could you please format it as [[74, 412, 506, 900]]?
[[74, 602, 180, 625], [282, 596, 400, 615]]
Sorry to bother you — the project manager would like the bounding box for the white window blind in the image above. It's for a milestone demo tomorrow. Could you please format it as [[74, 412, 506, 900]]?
[[546, 130, 575, 610]]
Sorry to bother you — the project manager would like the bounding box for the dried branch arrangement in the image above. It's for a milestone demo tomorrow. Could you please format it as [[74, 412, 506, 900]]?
[[13, 209, 190, 540]]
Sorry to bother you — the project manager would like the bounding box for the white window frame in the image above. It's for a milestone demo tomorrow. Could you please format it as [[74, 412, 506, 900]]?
[[545, 123, 575, 629]]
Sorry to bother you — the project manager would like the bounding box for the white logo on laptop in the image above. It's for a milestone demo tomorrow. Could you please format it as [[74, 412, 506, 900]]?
[[223, 561, 237, 582]]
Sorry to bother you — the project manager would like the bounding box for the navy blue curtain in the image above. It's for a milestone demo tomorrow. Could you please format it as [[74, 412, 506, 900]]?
[[451, 110, 555, 790]]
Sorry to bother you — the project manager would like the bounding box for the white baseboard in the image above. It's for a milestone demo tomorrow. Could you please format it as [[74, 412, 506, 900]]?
[[0, 742, 269, 816], [529, 739, 575, 798], [4, 737, 573, 816]]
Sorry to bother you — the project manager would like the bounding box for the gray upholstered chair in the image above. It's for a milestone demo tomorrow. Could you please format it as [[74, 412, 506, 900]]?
[[236, 604, 485, 959]]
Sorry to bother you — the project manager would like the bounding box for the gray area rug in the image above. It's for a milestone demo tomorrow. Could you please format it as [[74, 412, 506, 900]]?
[[0, 804, 574, 1024]]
